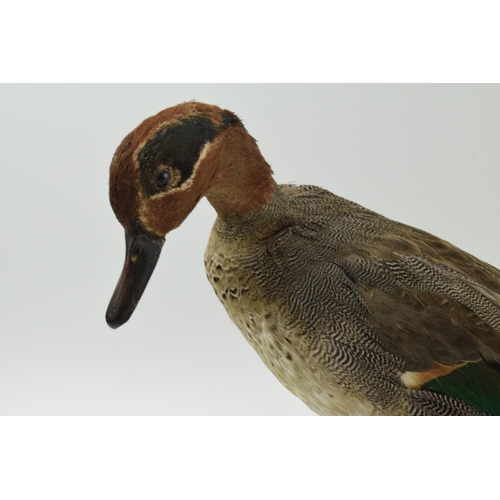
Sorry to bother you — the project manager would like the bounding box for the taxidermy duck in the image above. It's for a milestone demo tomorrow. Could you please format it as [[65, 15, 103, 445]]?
[[106, 101, 500, 416]]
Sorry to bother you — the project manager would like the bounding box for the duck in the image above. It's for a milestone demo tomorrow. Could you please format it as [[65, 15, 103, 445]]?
[[106, 100, 500, 416]]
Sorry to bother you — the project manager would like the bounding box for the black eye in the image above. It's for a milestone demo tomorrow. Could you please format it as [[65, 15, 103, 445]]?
[[156, 169, 171, 188]]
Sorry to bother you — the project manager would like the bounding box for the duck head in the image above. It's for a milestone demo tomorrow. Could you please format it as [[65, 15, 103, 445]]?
[[106, 101, 275, 328]]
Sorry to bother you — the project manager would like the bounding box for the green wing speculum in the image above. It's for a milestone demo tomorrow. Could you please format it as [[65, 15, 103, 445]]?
[[422, 363, 500, 416]]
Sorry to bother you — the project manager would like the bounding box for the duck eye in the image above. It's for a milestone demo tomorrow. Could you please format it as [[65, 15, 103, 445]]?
[[156, 169, 171, 188]]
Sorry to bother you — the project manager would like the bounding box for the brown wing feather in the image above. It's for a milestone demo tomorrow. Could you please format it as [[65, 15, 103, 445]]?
[[336, 227, 500, 372], [357, 284, 500, 371]]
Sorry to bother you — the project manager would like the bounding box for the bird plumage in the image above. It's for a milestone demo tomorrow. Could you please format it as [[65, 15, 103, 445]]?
[[107, 101, 500, 415]]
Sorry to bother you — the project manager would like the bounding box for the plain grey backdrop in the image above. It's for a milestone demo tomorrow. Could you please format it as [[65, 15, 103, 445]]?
[[1, 84, 499, 415]]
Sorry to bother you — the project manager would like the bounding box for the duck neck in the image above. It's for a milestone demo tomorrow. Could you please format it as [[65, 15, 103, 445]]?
[[205, 126, 277, 220]]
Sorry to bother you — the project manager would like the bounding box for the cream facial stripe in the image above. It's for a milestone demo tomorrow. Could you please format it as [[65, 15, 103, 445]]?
[[144, 141, 214, 200], [134, 115, 219, 199], [131, 113, 193, 166], [170, 141, 212, 193]]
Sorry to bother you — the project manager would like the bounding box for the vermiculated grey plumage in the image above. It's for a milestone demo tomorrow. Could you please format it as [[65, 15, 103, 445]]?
[[205, 184, 500, 415]]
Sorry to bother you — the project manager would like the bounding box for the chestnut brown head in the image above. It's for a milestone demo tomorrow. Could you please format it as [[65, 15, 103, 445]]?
[[106, 101, 242, 328]]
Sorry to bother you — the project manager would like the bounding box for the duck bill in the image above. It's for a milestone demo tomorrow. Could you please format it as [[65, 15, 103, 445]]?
[[106, 226, 164, 329]]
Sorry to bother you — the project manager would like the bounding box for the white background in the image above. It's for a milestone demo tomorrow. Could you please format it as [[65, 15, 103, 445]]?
[[1, 84, 499, 415]]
